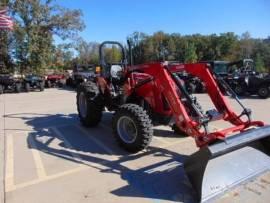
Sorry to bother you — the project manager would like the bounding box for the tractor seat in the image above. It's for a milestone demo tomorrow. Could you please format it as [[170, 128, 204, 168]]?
[[110, 65, 123, 78], [110, 65, 125, 86]]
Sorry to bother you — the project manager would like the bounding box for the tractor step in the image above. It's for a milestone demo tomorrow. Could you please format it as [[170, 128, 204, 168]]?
[[184, 125, 270, 202]]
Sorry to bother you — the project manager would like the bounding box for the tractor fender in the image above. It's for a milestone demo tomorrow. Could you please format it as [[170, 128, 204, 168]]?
[[126, 72, 156, 109]]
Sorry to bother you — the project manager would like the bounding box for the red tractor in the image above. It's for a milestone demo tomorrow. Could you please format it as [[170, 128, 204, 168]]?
[[76, 41, 270, 202]]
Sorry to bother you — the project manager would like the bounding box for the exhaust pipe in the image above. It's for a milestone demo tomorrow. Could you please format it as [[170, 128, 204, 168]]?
[[184, 125, 270, 202], [127, 39, 133, 66]]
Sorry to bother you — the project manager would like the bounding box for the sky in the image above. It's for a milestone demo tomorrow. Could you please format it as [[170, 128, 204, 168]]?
[[56, 0, 270, 43]]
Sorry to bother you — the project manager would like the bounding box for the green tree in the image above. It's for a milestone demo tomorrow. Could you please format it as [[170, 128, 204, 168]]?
[[153, 31, 166, 60], [253, 39, 270, 72], [50, 43, 74, 70], [9, 0, 84, 73], [75, 39, 99, 64], [167, 37, 176, 60], [255, 53, 266, 72], [218, 32, 239, 60], [240, 31, 254, 58], [184, 42, 198, 63], [127, 32, 147, 64], [104, 45, 122, 63], [126, 30, 270, 70], [0, 0, 13, 72], [144, 37, 155, 62]]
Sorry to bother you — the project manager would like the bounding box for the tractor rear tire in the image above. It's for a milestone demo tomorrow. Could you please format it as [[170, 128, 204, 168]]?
[[25, 83, 30, 92], [76, 82, 103, 127], [257, 86, 269, 99], [0, 85, 3, 94], [15, 83, 21, 93], [112, 104, 153, 153]]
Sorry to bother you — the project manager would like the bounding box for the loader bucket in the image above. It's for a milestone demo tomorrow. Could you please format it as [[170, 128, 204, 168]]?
[[184, 125, 270, 202]]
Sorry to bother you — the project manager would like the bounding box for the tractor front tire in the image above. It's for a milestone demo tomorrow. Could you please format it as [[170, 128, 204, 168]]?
[[112, 104, 153, 153], [76, 82, 103, 127]]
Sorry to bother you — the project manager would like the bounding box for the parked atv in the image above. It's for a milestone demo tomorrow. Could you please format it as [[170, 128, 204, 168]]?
[[230, 72, 270, 98], [70, 64, 96, 87], [45, 74, 65, 88], [208, 59, 254, 77], [204, 59, 270, 98], [23, 75, 45, 92], [0, 74, 22, 94], [203, 60, 236, 94]]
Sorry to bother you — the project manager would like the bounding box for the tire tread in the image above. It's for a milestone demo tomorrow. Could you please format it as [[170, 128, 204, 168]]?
[[112, 103, 153, 153]]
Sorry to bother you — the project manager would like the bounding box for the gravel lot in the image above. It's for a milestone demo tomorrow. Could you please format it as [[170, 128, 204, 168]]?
[[1, 88, 270, 203]]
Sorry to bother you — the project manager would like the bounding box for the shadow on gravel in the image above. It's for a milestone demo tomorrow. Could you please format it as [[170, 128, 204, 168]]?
[[52, 85, 76, 92], [154, 128, 188, 138], [43, 86, 76, 92], [56, 86, 76, 92], [5, 112, 197, 203]]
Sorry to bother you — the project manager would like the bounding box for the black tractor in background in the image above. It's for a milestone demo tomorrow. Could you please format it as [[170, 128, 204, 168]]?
[[0, 74, 22, 94], [66, 64, 96, 88], [23, 74, 45, 92], [176, 71, 205, 93]]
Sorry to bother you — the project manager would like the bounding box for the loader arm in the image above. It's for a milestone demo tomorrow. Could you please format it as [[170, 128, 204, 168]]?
[[162, 63, 270, 202], [156, 63, 264, 147]]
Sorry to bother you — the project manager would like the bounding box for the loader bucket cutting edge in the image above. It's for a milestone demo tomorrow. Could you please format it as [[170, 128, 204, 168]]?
[[184, 125, 270, 202]]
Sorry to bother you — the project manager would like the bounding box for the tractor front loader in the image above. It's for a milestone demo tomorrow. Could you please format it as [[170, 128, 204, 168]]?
[[76, 41, 270, 202]]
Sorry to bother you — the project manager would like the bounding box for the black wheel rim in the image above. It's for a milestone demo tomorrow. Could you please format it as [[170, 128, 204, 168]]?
[[259, 88, 268, 97]]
